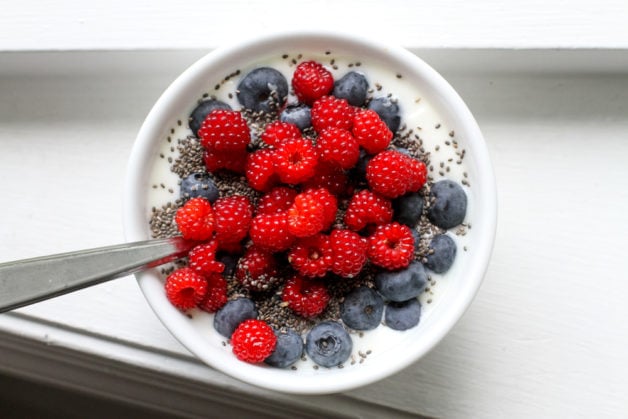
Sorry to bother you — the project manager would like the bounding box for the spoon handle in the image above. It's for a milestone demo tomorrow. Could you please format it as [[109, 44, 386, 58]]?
[[0, 237, 194, 313]]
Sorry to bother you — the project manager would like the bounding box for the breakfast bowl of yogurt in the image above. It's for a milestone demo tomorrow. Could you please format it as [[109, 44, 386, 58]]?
[[123, 30, 497, 394]]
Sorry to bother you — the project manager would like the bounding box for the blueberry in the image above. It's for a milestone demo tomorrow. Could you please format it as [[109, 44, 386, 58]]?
[[264, 328, 304, 368], [385, 299, 421, 331], [333, 71, 369, 106], [180, 172, 219, 202], [427, 180, 467, 229], [217, 252, 239, 277], [305, 321, 352, 368], [367, 97, 401, 133], [393, 192, 424, 227], [213, 298, 257, 338], [426, 234, 457, 273], [279, 104, 311, 131], [351, 149, 373, 180], [189, 99, 231, 137], [340, 287, 384, 331], [375, 261, 428, 302], [237, 67, 289, 113]]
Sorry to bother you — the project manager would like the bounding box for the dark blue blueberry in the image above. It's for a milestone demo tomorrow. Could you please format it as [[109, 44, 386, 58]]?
[[385, 299, 421, 331], [340, 287, 384, 331], [367, 97, 401, 133], [213, 298, 257, 338], [217, 252, 239, 277], [333, 71, 369, 106], [427, 180, 467, 229], [180, 172, 219, 202], [280, 104, 311, 131], [237, 67, 288, 113], [393, 192, 424, 227], [375, 261, 428, 302], [351, 149, 373, 181], [426, 234, 457, 273], [305, 321, 352, 368], [189, 99, 231, 137], [264, 329, 304, 368]]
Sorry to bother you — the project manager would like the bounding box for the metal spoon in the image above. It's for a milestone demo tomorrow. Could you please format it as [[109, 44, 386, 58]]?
[[0, 237, 195, 313]]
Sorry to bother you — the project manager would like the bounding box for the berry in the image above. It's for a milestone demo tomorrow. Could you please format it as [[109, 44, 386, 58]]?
[[213, 195, 253, 245], [282, 276, 330, 318], [237, 67, 289, 113], [180, 172, 219, 203], [406, 157, 428, 192], [316, 128, 360, 170], [393, 192, 424, 227], [305, 321, 352, 368], [287, 191, 326, 237], [174, 197, 215, 241], [340, 287, 384, 331], [203, 148, 247, 174], [291, 61, 334, 105], [367, 96, 401, 133], [366, 150, 427, 198], [198, 274, 228, 313], [374, 261, 427, 302], [333, 71, 369, 106], [280, 104, 311, 131], [235, 246, 281, 292], [249, 212, 295, 252], [350, 149, 373, 182], [264, 329, 304, 368], [198, 109, 250, 152], [213, 298, 258, 338], [189, 99, 231, 137], [305, 187, 338, 231], [231, 319, 277, 363], [385, 299, 422, 331], [344, 189, 393, 231], [217, 252, 239, 276], [272, 137, 318, 184], [261, 121, 302, 147], [188, 241, 224, 277], [288, 234, 332, 277], [311, 96, 354, 133], [304, 162, 349, 197], [352, 109, 393, 154], [256, 186, 297, 215], [427, 180, 467, 229], [425, 234, 457, 273], [245, 148, 278, 192], [329, 229, 368, 278], [164, 267, 207, 310], [368, 222, 415, 270]]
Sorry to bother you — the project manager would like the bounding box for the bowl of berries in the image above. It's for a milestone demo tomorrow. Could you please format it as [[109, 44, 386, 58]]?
[[123, 30, 496, 394]]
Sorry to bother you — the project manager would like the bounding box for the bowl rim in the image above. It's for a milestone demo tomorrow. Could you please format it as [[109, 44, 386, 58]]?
[[123, 29, 497, 394]]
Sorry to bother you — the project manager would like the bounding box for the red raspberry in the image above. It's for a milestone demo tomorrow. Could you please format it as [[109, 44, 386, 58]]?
[[198, 109, 250, 151], [287, 192, 326, 237], [304, 187, 337, 231], [235, 246, 281, 292], [256, 186, 297, 215], [203, 149, 247, 174], [282, 276, 330, 318], [366, 150, 426, 198], [249, 212, 295, 252], [368, 222, 415, 270], [197, 274, 228, 313], [261, 121, 302, 147], [213, 195, 253, 245], [352, 109, 393, 154], [164, 267, 208, 310], [272, 137, 318, 184], [316, 128, 360, 170], [288, 234, 332, 277], [231, 319, 277, 363], [188, 240, 224, 277], [304, 162, 350, 196], [344, 190, 393, 231], [291, 61, 334, 105], [246, 148, 278, 192], [311, 96, 354, 133], [329, 229, 368, 278], [175, 197, 215, 241]]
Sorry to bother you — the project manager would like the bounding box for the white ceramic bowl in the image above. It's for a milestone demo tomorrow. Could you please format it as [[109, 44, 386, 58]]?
[[123, 31, 496, 394]]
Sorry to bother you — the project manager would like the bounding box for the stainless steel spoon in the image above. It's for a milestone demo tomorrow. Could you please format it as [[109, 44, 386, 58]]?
[[0, 237, 195, 313]]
